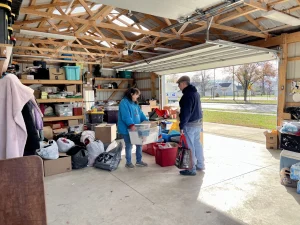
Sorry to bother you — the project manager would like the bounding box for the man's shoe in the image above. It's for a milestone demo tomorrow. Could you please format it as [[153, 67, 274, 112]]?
[[136, 161, 148, 167], [125, 163, 135, 168], [180, 170, 196, 176]]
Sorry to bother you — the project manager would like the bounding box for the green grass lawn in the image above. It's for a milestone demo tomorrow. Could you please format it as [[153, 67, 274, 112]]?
[[203, 110, 277, 130], [201, 99, 277, 105]]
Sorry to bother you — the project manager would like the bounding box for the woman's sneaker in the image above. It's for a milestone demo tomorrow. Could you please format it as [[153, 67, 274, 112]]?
[[125, 163, 135, 168], [136, 161, 148, 167]]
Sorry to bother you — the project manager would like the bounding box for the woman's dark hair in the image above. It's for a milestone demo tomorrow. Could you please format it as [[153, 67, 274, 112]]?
[[124, 88, 141, 103]]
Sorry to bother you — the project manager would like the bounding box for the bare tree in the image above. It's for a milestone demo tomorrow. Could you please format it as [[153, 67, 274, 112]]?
[[233, 63, 261, 101], [191, 71, 211, 96], [265, 79, 274, 96], [258, 61, 277, 95], [166, 74, 180, 83]]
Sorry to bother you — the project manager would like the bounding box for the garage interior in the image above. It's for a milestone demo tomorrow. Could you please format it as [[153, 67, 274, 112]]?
[[1, 0, 300, 224]]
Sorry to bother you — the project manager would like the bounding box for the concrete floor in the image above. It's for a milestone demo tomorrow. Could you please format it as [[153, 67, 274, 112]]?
[[45, 133, 300, 225]]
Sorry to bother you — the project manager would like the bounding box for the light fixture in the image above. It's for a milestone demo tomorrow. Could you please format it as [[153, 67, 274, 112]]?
[[262, 10, 300, 26], [19, 30, 76, 41]]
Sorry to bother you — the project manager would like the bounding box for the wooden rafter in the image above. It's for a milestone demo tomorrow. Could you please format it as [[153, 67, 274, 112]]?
[[38, 0, 60, 28], [78, 0, 93, 16], [24, 0, 36, 21]]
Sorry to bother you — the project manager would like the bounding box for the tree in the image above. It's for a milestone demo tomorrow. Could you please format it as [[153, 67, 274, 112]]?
[[233, 63, 261, 101], [191, 71, 211, 96], [166, 74, 180, 83], [265, 79, 274, 96], [258, 61, 277, 95]]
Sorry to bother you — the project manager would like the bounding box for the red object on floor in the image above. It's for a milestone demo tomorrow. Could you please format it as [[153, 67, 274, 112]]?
[[142, 143, 156, 156], [154, 143, 178, 167]]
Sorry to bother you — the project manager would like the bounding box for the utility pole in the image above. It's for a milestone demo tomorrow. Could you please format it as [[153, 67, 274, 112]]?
[[232, 66, 235, 100], [213, 69, 216, 99]]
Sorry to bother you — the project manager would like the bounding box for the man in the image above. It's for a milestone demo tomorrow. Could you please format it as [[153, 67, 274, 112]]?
[[177, 75, 204, 176]]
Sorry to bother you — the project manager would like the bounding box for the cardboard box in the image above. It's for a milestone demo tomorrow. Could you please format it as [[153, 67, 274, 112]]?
[[95, 124, 117, 143], [21, 75, 34, 80], [43, 126, 53, 140], [66, 85, 77, 94], [43, 156, 72, 177], [264, 130, 278, 149], [149, 100, 157, 106], [141, 105, 152, 116], [53, 128, 68, 135], [49, 68, 65, 80], [283, 113, 292, 120], [68, 119, 79, 126], [51, 123, 62, 129]]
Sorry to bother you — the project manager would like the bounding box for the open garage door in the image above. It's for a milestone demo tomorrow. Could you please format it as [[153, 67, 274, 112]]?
[[114, 40, 279, 75]]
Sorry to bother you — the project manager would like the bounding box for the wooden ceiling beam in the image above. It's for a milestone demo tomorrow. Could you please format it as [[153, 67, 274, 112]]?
[[164, 18, 178, 35], [235, 7, 266, 32], [19, 8, 202, 43], [55, 6, 78, 30], [38, 0, 60, 28], [24, 0, 36, 21], [216, 6, 259, 24], [78, 0, 93, 16], [243, 0, 268, 11]]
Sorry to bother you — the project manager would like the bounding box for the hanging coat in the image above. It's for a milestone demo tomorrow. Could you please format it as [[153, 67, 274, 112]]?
[[0, 74, 43, 159]]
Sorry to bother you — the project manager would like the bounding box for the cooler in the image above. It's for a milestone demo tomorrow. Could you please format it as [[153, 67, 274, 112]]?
[[280, 150, 300, 171], [154, 142, 178, 167]]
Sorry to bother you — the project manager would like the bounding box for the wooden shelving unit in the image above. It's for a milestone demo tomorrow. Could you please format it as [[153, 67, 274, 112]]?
[[95, 77, 133, 81], [36, 98, 83, 103], [96, 89, 127, 92], [20, 79, 83, 85], [43, 115, 84, 122]]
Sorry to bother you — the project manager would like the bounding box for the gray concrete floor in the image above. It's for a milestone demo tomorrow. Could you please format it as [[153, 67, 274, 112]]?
[[45, 133, 300, 225]]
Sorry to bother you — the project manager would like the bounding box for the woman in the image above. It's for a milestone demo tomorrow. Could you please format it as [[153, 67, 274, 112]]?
[[118, 88, 148, 168]]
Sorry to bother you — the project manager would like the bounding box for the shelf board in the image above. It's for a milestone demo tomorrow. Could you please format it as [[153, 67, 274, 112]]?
[[96, 89, 127, 92], [37, 98, 83, 103], [20, 79, 83, 85], [43, 115, 84, 122], [95, 78, 133, 81]]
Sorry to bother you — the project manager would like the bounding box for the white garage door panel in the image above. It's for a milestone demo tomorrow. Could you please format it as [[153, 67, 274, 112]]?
[[92, 0, 223, 20], [114, 40, 278, 75]]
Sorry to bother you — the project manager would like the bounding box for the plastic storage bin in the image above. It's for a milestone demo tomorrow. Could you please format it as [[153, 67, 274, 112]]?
[[154, 142, 178, 167], [280, 133, 300, 153], [129, 126, 159, 145], [119, 71, 132, 78], [89, 112, 104, 123], [135, 124, 151, 137], [104, 110, 118, 123], [280, 150, 300, 170], [55, 104, 73, 116], [142, 143, 156, 156], [64, 66, 81, 80]]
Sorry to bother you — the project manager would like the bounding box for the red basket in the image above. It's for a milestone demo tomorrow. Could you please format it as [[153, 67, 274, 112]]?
[[154, 143, 178, 167], [142, 143, 156, 156]]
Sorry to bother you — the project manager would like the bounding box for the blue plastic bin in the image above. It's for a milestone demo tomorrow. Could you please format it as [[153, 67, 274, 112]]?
[[64, 66, 80, 80]]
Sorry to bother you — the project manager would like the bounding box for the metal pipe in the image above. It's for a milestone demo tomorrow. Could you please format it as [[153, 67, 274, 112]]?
[[206, 16, 214, 41], [161, 0, 244, 33]]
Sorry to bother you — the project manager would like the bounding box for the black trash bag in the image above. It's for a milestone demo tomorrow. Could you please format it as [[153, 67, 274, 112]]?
[[94, 142, 123, 171], [55, 132, 84, 146], [67, 146, 88, 169], [286, 107, 300, 120]]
